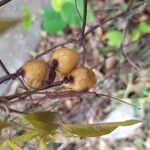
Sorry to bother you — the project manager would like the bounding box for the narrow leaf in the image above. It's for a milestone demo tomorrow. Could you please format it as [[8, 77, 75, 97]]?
[[7, 140, 23, 150], [25, 111, 61, 124], [12, 131, 39, 143], [63, 119, 141, 137], [0, 18, 22, 35], [24, 111, 62, 136]]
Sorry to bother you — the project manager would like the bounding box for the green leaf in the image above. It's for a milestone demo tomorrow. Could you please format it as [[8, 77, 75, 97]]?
[[0, 120, 9, 131], [106, 30, 122, 48], [98, 47, 106, 57], [52, 0, 93, 23], [131, 29, 141, 41], [138, 21, 150, 33], [12, 131, 39, 143], [43, 8, 66, 33], [74, 0, 93, 22], [7, 140, 23, 150], [63, 119, 141, 137], [61, 2, 81, 26], [121, 2, 128, 11], [24, 111, 62, 136], [0, 18, 22, 35], [51, 0, 72, 12], [21, 5, 31, 30]]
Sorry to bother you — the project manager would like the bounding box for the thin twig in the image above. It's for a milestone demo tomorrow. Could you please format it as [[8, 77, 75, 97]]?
[[0, 59, 10, 75], [75, 0, 83, 21], [119, 12, 140, 71], [79, 0, 88, 46], [35, 39, 76, 59], [2, 87, 141, 110], [7, 91, 88, 106], [89, 92, 141, 110], [9, 108, 27, 114], [0, 79, 67, 102]]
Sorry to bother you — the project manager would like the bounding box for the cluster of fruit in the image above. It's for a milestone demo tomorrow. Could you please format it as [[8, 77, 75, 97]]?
[[22, 48, 97, 91]]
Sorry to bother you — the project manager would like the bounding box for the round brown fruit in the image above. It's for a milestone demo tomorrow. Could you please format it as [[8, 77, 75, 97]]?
[[51, 48, 80, 74], [64, 67, 97, 91], [22, 60, 48, 89]]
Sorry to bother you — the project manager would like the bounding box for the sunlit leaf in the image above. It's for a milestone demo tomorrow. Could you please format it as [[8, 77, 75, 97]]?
[[24, 111, 62, 136], [43, 8, 66, 33], [51, 0, 72, 12], [0, 18, 22, 35], [106, 30, 122, 48], [138, 21, 150, 33], [12, 131, 39, 143], [131, 29, 141, 41], [7, 140, 23, 150], [21, 5, 31, 30], [63, 119, 141, 137], [0, 120, 9, 131]]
